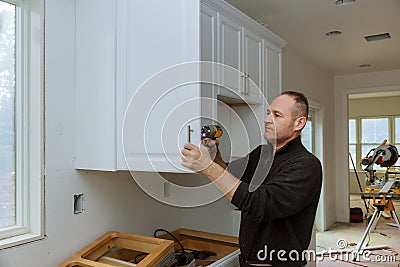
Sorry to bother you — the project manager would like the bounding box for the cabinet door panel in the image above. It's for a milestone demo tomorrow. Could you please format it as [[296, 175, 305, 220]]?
[[124, 84, 201, 172], [75, 0, 117, 170], [265, 47, 281, 104], [201, 3, 217, 62], [244, 29, 263, 104], [219, 15, 243, 99]]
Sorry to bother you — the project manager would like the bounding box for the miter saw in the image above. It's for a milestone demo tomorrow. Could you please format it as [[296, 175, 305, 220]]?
[[361, 139, 399, 185]]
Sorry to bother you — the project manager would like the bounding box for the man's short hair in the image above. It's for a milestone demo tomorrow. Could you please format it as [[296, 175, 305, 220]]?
[[281, 91, 309, 120]]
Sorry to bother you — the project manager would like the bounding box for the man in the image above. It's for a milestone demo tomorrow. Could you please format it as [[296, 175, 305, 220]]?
[[181, 91, 322, 266]]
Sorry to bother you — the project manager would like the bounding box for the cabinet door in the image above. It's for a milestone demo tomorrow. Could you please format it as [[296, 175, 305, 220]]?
[[75, 0, 118, 171], [243, 29, 263, 104], [201, 3, 217, 62], [200, 3, 218, 120], [264, 46, 281, 105], [124, 83, 202, 172], [219, 14, 243, 100], [124, 0, 202, 172]]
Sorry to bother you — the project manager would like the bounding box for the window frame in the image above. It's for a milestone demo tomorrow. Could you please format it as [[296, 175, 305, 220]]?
[[0, 0, 44, 249], [302, 108, 315, 153]]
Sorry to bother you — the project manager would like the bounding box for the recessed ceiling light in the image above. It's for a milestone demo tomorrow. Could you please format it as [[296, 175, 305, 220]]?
[[359, 64, 371, 68], [325, 30, 342, 37], [364, 33, 391, 42], [335, 0, 356, 5]]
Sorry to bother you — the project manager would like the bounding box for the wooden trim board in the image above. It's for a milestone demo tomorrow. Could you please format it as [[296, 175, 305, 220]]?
[[57, 231, 174, 267]]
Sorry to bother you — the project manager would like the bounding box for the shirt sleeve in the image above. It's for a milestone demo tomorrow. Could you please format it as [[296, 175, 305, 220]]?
[[231, 155, 322, 221], [226, 145, 262, 183]]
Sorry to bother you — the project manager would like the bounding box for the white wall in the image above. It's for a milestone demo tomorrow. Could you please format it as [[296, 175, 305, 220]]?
[[349, 96, 400, 117], [281, 47, 336, 230], [335, 69, 400, 222]]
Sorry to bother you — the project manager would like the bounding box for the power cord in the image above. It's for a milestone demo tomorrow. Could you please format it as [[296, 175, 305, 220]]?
[[153, 229, 216, 266], [154, 229, 187, 254]]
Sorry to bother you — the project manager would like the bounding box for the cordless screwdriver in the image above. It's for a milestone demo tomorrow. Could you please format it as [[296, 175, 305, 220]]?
[[201, 125, 223, 140]]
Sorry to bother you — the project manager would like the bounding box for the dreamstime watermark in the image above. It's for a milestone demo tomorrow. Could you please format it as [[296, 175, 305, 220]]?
[[256, 238, 397, 263]]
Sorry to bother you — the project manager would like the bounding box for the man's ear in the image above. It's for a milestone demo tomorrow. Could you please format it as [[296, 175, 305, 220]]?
[[294, 116, 307, 131]]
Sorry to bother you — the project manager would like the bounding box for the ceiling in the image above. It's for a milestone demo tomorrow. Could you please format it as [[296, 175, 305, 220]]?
[[225, 0, 400, 76]]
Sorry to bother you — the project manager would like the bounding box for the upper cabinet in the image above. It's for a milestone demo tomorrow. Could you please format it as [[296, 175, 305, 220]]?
[[243, 29, 264, 104], [219, 14, 264, 104], [219, 14, 243, 101], [75, 0, 286, 172]]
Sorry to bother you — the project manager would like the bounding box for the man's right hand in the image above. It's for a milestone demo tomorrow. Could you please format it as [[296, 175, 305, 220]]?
[[202, 139, 227, 169]]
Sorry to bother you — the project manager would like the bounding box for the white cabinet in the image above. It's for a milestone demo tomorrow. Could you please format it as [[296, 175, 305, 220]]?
[[243, 29, 263, 104], [75, 0, 121, 171], [201, 3, 218, 63], [123, 0, 206, 172], [218, 14, 263, 104], [219, 14, 243, 101], [75, 0, 285, 172], [264, 45, 282, 104]]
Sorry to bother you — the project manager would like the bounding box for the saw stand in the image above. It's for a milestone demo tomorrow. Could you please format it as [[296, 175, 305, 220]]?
[[353, 180, 400, 261]]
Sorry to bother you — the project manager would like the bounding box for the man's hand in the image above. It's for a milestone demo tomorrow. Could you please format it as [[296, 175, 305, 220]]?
[[181, 140, 241, 201], [181, 143, 212, 173], [181, 142, 214, 173], [208, 139, 227, 169]]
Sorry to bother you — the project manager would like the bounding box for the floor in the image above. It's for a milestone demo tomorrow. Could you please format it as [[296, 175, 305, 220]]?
[[315, 194, 400, 267]]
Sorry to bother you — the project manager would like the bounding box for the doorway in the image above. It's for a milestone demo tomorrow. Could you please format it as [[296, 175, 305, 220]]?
[[347, 91, 400, 218]]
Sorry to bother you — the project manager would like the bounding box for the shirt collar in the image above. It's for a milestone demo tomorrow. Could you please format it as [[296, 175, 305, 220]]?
[[275, 135, 302, 154]]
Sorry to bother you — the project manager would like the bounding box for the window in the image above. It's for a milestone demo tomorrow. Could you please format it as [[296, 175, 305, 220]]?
[[348, 119, 356, 169], [0, 1, 16, 229], [361, 118, 388, 170], [0, 0, 44, 248], [302, 110, 313, 153], [349, 116, 399, 170]]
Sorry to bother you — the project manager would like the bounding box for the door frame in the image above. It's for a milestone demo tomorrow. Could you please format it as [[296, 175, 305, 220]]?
[[308, 100, 326, 231], [335, 85, 400, 223]]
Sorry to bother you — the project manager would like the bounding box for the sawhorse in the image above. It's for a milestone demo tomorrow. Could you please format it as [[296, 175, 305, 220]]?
[[353, 180, 400, 261]]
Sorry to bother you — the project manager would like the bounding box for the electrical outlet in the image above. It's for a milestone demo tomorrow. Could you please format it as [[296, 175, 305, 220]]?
[[74, 193, 84, 214]]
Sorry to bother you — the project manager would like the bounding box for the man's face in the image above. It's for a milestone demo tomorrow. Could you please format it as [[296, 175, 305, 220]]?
[[263, 94, 297, 144]]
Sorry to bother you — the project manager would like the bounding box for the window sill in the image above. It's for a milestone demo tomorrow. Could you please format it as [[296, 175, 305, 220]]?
[[0, 232, 45, 250]]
